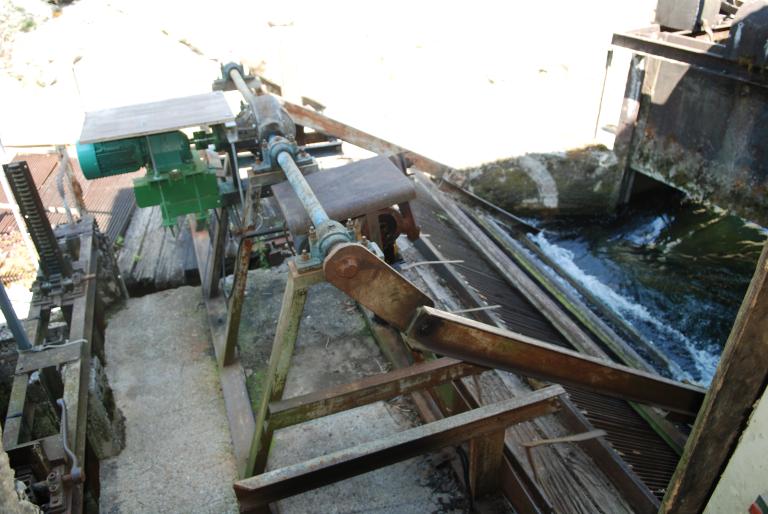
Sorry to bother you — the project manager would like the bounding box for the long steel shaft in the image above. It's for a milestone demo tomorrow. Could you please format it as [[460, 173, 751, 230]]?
[[276, 150, 330, 229]]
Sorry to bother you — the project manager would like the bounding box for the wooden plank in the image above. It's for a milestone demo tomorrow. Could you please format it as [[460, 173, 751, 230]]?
[[79, 92, 234, 143], [15, 340, 83, 373], [268, 357, 483, 430], [2, 374, 30, 449], [207, 208, 229, 298], [408, 306, 706, 416], [281, 101, 453, 177], [469, 429, 506, 498], [190, 218, 255, 477], [234, 385, 566, 511], [661, 243, 768, 513], [222, 238, 254, 367]]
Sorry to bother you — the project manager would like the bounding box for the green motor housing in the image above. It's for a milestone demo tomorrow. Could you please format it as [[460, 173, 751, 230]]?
[[76, 131, 221, 226]]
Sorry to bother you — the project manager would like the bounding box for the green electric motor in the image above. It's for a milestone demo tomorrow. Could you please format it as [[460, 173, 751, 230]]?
[[76, 131, 221, 227]]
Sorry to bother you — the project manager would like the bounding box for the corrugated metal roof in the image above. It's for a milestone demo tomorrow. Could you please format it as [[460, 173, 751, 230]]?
[[1, 153, 139, 241]]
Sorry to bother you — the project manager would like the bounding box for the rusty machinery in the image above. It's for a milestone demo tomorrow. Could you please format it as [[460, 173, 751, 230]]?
[[1, 161, 125, 513], [66, 63, 709, 511]]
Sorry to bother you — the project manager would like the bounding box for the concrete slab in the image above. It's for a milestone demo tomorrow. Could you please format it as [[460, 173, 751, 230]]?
[[100, 286, 238, 514], [236, 266, 473, 513]]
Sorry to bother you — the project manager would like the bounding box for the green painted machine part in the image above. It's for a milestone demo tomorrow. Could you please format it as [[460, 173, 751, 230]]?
[[76, 131, 221, 226]]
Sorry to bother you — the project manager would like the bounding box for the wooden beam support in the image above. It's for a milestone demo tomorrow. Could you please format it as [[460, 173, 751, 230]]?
[[469, 429, 506, 498], [234, 385, 566, 511], [268, 357, 484, 430], [222, 237, 254, 367], [407, 307, 705, 416], [281, 101, 453, 177], [245, 262, 323, 478], [661, 244, 768, 513]]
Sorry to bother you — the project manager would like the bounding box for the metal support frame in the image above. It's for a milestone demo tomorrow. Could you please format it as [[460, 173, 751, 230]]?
[[235, 385, 566, 512], [3, 217, 104, 514], [612, 25, 768, 90], [189, 85, 706, 512]]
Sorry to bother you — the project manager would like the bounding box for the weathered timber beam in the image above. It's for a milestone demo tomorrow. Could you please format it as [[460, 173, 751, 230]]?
[[407, 307, 705, 417], [234, 385, 565, 511], [268, 357, 484, 430], [661, 244, 768, 513], [281, 101, 453, 177]]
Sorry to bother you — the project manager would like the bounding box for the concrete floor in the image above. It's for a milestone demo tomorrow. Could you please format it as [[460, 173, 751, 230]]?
[[100, 286, 238, 514]]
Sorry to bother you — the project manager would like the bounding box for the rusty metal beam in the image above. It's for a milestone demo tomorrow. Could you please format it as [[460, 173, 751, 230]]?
[[268, 357, 483, 430], [234, 385, 566, 511], [407, 307, 705, 417], [611, 28, 768, 89], [324, 242, 432, 331], [281, 101, 453, 176]]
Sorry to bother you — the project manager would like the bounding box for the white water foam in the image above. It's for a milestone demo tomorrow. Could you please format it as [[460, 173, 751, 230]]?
[[529, 232, 719, 385], [624, 215, 669, 246]]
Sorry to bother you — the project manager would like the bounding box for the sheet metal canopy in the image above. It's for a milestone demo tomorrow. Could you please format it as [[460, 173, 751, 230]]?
[[79, 92, 235, 143]]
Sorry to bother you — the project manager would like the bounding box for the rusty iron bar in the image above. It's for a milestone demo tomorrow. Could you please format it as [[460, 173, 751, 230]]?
[[407, 307, 705, 417], [281, 101, 454, 177], [268, 357, 484, 430], [234, 385, 566, 511], [611, 28, 768, 89]]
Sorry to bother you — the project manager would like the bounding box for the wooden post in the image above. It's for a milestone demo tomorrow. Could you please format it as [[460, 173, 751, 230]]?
[[222, 237, 253, 367], [245, 262, 323, 478], [661, 243, 768, 513], [469, 429, 506, 498], [207, 208, 229, 298]]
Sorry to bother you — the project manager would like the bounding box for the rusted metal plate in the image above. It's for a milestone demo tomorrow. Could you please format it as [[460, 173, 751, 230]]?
[[324, 242, 433, 331], [79, 92, 234, 143], [407, 307, 706, 417], [268, 357, 484, 430], [271, 156, 415, 235], [234, 385, 565, 511]]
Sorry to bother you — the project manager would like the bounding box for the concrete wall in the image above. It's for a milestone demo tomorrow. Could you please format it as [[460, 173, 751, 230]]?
[[628, 59, 768, 226], [452, 145, 623, 215], [704, 384, 768, 513]]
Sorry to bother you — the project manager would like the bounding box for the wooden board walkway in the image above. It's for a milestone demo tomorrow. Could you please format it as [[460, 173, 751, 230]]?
[[116, 205, 198, 294]]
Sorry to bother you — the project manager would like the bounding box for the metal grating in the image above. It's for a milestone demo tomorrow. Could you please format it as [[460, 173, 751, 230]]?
[[411, 186, 680, 501]]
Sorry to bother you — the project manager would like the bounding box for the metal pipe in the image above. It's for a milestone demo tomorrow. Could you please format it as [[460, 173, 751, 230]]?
[[229, 68, 260, 114], [0, 280, 31, 350], [276, 150, 330, 229]]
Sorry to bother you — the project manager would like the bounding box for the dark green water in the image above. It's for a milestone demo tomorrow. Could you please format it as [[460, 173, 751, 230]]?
[[526, 191, 766, 386]]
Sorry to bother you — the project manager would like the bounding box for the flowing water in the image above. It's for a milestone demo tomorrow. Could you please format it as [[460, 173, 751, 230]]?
[[522, 190, 766, 386]]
